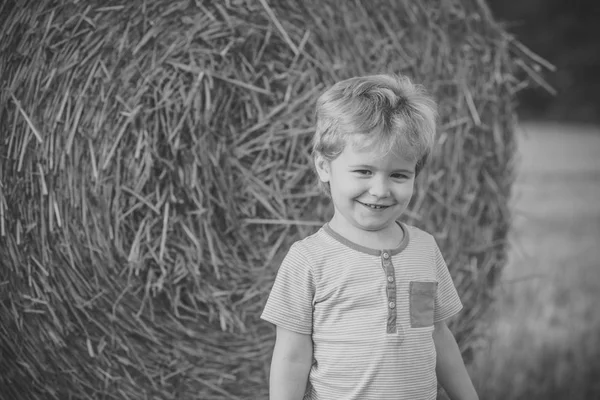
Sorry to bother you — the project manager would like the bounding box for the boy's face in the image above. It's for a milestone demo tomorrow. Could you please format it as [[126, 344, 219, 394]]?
[[315, 143, 416, 240]]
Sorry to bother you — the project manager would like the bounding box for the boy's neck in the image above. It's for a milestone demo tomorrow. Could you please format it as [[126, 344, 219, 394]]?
[[328, 219, 404, 250]]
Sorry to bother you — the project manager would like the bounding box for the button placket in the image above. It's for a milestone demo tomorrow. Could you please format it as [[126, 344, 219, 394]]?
[[381, 250, 397, 334]]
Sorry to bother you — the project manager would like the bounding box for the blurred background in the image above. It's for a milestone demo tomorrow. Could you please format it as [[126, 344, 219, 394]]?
[[470, 1, 600, 399], [488, 0, 600, 123]]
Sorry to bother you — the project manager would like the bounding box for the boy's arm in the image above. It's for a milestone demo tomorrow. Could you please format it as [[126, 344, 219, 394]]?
[[433, 320, 479, 400], [269, 326, 313, 400]]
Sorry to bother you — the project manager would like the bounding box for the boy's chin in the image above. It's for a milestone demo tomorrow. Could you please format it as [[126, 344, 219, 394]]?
[[357, 220, 399, 233]]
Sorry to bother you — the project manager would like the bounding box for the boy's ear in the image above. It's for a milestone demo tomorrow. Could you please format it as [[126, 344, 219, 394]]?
[[314, 154, 331, 183]]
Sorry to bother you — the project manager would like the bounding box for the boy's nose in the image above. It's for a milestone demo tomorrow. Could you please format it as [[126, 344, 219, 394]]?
[[368, 177, 390, 198]]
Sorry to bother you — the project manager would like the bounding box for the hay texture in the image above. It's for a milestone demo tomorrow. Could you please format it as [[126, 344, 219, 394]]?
[[0, 0, 548, 398]]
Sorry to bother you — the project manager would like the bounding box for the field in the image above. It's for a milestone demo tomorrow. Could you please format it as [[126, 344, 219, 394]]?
[[471, 122, 600, 399]]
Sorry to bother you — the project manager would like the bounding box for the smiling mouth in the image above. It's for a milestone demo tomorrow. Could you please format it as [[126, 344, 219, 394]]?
[[358, 201, 393, 210]]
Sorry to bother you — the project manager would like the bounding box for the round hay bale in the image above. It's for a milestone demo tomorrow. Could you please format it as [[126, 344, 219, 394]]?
[[0, 0, 546, 398]]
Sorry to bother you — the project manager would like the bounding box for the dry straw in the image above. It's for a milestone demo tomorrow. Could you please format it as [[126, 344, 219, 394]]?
[[0, 0, 550, 398]]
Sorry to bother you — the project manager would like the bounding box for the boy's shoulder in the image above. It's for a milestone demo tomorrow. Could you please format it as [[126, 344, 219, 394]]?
[[403, 223, 439, 246], [404, 222, 432, 236], [278, 227, 339, 269], [286, 225, 360, 261], [290, 226, 333, 252]]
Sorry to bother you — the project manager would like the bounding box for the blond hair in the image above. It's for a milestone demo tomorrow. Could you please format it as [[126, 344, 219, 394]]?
[[313, 74, 438, 178]]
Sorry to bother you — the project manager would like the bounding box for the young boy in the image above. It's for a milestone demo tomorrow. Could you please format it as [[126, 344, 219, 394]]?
[[261, 74, 479, 400]]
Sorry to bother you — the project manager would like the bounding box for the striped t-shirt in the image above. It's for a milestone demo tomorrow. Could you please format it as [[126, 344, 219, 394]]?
[[261, 222, 463, 400]]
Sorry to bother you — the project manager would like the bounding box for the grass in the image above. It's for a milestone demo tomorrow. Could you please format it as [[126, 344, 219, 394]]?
[[470, 122, 600, 399]]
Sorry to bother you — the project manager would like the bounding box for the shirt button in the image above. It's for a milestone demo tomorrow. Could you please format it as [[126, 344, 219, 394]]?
[[383, 253, 390, 259], [387, 276, 394, 282], [388, 301, 395, 309]]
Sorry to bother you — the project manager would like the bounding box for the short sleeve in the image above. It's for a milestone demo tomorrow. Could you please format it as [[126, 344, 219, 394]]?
[[432, 243, 463, 322], [260, 242, 315, 334]]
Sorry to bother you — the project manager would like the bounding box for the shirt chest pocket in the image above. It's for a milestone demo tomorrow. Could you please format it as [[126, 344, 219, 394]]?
[[409, 281, 438, 328]]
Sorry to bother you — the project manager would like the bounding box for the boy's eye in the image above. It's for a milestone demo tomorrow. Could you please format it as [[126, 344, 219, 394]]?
[[391, 173, 409, 180], [354, 170, 371, 176]]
